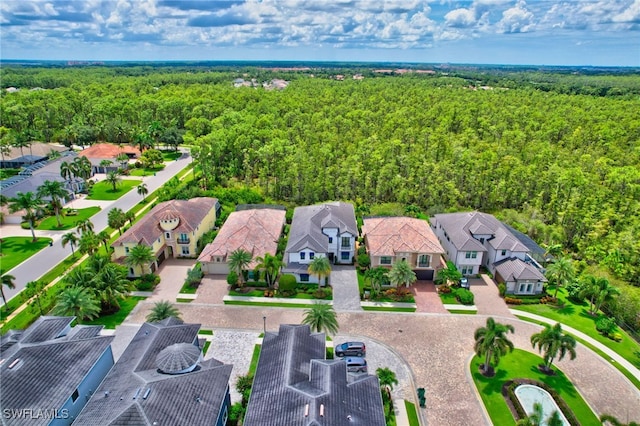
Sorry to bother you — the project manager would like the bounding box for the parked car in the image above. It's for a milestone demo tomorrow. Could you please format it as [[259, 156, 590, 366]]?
[[460, 277, 469, 289], [334, 341, 366, 357], [345, 357, 367, 373]]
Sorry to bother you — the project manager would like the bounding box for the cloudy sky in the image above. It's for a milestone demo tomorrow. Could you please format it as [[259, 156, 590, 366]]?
[[1, 0, 639, 66]]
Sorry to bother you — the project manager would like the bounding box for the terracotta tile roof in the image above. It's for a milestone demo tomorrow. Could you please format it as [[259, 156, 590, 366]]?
[[198, 208, 286, 269], [112, 198, 218, 247], [79, 143, 140, 159], [362, 216, 444, 256]]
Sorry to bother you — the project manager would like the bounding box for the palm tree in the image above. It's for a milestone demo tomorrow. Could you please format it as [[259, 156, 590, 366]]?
[[365, 266, 388, 297], [125, 210, 136, 226], [376, 367, 399, 399], [90, 262, 133, 312], [137, 183, 149, 202], [473, 317, 515, 376], [228, 248, 253, 288], [63, 265, 94, 288], [302, 303, 339, 335], [116, 152, 130, 169], [255, 253, 284, 288], [60, 160, 73, 183], [545, 256, 575, 299], [72, 156, 92, 181], [37, 180, 68, 227], [146, 300, 182, 323], [307, 256, 332, 287], [435, 260, 462, 286], [516, 402, 543, 426], [580, 275, 620, 315], [1, 274, 16, 307], [53, 286, 101, 323], [61, 231, 79, 257], [78, 230, 100, 256], [108, 207, 127, 235], [8, 192, 44, 241], [600, 414, 640, 426], [547, 410, 564, 426], [105, 170, 121, 192], [75, 218, 94, 235], [530, 323, 577, 374], [96, 230, 111, 253], [594, 278, 620, 315], [125, 244, 155, 275], [388, 259, 417, 287]]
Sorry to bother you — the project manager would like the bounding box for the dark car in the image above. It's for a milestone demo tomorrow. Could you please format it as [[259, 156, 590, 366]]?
[[335, 341, 366, 357], [345, 357, 367, 373]]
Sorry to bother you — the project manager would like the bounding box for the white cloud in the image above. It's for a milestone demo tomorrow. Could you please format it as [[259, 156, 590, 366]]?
[[497, 0, 534, 33], [445, 8, 476, 28]]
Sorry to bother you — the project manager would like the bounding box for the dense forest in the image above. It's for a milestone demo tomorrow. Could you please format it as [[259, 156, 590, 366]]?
[[1, 65, 639, 328]]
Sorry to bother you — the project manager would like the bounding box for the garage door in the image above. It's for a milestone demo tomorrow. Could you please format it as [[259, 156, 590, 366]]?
[[414, 269, 434, 280]]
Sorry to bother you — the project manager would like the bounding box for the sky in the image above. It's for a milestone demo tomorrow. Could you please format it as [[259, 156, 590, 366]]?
[[1, 0, 639, 67]]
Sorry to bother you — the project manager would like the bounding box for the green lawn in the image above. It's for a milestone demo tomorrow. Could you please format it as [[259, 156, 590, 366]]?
[[405, 401, 420, 426], [161, 151, 182, 161], [87, 179, 139, 200], [448, 309, 477, 315], [36, 207, 101, 230], [249, 344, 261, 376], [0, 168, 20, 179], [84, 296, 146, 329], [471, 349, 599, 425], [362, 306, 416, 312], [512, 287, 640, 369], [224, 300, 311, 308], [438, 292, 460, 305], [129, 166, 164, 177], [0, 237, 53, 275], [203, 341, 211, 355], [199, 329, 213, 335]]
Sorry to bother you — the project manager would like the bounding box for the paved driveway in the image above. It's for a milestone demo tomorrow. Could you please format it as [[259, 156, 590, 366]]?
[[413, 281, 448, 313], [471, 275, 514, 317], [330, 265, 362, 311], [151, 258, 196, 301]]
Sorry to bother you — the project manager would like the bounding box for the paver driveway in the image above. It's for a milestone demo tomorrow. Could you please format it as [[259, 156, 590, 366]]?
[[330, 265, 362, 311]]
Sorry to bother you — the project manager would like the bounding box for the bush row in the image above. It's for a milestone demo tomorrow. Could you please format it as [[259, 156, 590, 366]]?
[[503, 379, 579, 426]]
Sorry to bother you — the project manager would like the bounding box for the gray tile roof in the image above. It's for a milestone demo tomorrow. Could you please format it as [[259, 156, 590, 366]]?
[[285, 202, 357, 254], [0, 317, 114, 426], [495, 258, 547, 282], [244, 324, 385, 426], [74, 320, 232, 426]]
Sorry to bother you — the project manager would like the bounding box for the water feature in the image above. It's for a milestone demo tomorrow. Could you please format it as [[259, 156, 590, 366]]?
[[514, 384, 569, 425]]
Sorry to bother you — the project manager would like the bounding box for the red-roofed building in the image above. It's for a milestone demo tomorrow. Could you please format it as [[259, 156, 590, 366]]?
[[79, 143, 141, 174]]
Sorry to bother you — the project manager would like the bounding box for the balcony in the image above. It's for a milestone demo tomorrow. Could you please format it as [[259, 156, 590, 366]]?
[[176, 237, 190, 244]]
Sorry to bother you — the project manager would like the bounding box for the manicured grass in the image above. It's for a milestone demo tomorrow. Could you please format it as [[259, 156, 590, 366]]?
[[448, 309, 477, 315], [512, 287, 640, 369], [438, 292, 460, 305], [0, 237, 53, 275], [0, 168, 20, 179], [129, 166, 164, 176], [202, 341, 211, 355], [405, 400, 420, 426], [199, 329, 213, 335], [84, 296, 146, 329], [362, 306, 416, 312], [249, 344, 261, 376], [161, 151, 181, 161], [471, 349, 599, 425], [36, 207, 101, 230], [87, 179, 139, 200], [176, 298, 194, 303], [224, 300, 311, 308], [230, 289, 265, 297], [179, 281, 198, 294]]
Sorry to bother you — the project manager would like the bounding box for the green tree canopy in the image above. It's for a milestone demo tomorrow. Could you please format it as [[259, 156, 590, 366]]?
[[530, 322, 577, 373], [302, 303, 339, 335], [473, 317, 515, 377]]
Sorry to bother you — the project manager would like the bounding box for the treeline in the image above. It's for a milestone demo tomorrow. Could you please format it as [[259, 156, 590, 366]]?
[[0, 67, 638, 292]]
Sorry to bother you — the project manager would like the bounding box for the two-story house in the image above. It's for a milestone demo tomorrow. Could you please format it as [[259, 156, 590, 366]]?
[[283, 202, 357, 284], [111, 197, 219, 277], [362, 216, 445, 280]]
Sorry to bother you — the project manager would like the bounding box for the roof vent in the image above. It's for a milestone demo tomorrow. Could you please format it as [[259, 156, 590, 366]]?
[[133, 388, 141, 400], [347, 415, 353, 421], [304, 404, 309, 417], [320, 404, 324, 417], [142, 388, 151, 400], [7, 358, 22, 370], [156, 343, 201, 375], [104, 391, 110, 398]]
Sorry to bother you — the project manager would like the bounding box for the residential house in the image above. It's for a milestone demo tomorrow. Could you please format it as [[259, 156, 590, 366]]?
[[75, 317, 233, 426], [283, 202, 357, 284], [0, 316, 114, 426], [78, 143, 140, 174], [111, 197, 219, 277], [362, 216, 445, 280], [244, 324, 385, 426], [0, 142, 69, 169], [198, 206, 286, 275], [494, 258, 547, 295]]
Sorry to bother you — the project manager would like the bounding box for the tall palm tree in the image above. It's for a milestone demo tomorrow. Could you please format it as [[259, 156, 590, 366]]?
[[125, 244, 155, 275], [125, 210, 136, 226], [388, 259, 417, 287], [1, 274, 16, 307], [137, 183, 149, 202], [61, 231, 79, 257], [580, 275, 620, 315], [108, 207, 127, 235], [89, 263, 132, 312], [376, 367, 399, 399], [8, 192, 44, 241], [516, 402, 543, 426], [76, 218, 94, 235], [435, 260, 462, 286], [146, 300, 182, 323], [72, 156, 92, 181], [60, 160, 73, 183], [37, 180, 68, 227], [105, 170, 121, 192], [255, 253, 284, 288], [78, 230, 100, 256], [530, 323, 577, 374], [594, 278, 621, 315], [365, 266, 388, 297], [53, 286, 101, 323], [302, 303, 339, 335], [545, 256, 575, 299], [307, 256, 332, 287], [473, 317, 515, 376], [228, 248, 253, 288], [96, 230, 112, 253]]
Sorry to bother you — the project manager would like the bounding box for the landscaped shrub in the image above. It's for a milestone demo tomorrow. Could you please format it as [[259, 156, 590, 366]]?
[[227, 271, 238, 286], [504, 297, 523, 305], [456, 288, 475, 305], [384, 288, 398, 296], [596, 317, 618, 336], [278, 274, 297, 293], [263, 289, 275, 297], [357, 245, 367, 255], [184, 264, 204, 288], [611, 332, 623, 342], [438, 285, 452, 294], [498, 283, 506, 297], [313, 289, 329, 299], [504, 379, 580, 426], [357, 253, 370, 271], [135, 273, 160, 291]]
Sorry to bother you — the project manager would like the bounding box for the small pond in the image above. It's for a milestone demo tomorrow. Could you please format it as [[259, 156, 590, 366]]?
[[515, 384, 569, 425]]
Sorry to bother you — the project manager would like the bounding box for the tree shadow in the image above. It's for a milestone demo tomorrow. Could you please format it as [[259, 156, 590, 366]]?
[[552, 304, 575, 316]]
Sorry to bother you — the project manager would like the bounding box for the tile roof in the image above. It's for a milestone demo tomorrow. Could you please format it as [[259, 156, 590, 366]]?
[[198, 208, 286, 269], [79, 143, 141, 160], [2, 143, 69, 161], [286, 202, 357, 254], [0, 317, 114, 426], [112, 197, 218, 247], [495, 258, 547, 282], [362, 217, 444, 256], [75, 320, 232, 426], [244, 324, 385, 426], [432, 211, 528, 253]]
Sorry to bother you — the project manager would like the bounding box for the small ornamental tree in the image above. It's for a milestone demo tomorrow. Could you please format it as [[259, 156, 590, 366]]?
[[278, 274, 298, 295]]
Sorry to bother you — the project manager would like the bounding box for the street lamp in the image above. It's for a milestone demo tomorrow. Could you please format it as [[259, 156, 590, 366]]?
[[263, 316, 266, 334]]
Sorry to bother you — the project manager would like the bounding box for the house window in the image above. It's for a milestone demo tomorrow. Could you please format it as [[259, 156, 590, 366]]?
[[471, 251, 477, 259], [526, 283, 533, 293], [165, 232, 171, 239], [181, 246, 190, 255], [222, 405, 228, 425], [130, 268, 135, 275], [72, 389, 79, 403], [465, 252, 471, 258], [300, 274, 309, 282], [300, 252, 306, 260], [519, 283, 526, 293], [462, 266, 472, 275], [418, 255, 430, 268], [328, 237, 333, 244], [501, 249, 507, 256], [479, 238, 485, 243], [380, 256, 392, 265], [125, 247, 130, 254], [309, 252, 315, 259], [341, 251, 350, 261], [341, 237, 350, 248]]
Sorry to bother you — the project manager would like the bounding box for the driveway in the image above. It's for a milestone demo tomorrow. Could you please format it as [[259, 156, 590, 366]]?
[[413, 281, 448, 313], [471, 275, 514, 317], [150, 258, 196, 302], [197, 274, 229, 304], [330, 265, 362, 312]]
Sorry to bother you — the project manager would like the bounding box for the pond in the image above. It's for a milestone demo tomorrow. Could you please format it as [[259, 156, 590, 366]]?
[[515, 384, 569, 425]]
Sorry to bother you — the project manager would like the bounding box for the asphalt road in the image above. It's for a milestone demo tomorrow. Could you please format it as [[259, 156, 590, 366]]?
[[2, 151, 193, 303]]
